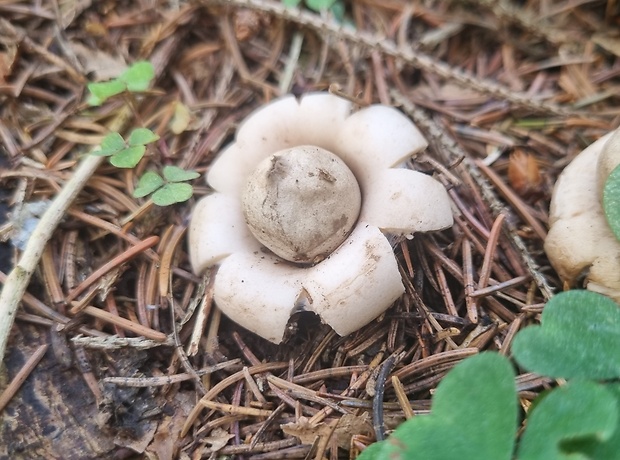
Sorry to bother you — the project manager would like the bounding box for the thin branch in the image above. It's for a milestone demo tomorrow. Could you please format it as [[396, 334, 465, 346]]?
[[203, 0, 571, 116], [0, 153, 109, 361]]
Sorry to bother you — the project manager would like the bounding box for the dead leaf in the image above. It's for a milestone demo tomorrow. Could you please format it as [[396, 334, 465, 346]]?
[[203, 427, 235, 452], [592, 33, 620, 57], [233, 9, 270, 41], [0, 49, 17, 83], [0, 18, 21, 84], [281, 417, 326, 445], [170, 101, 194, 134], [147, 392, 194, 460], [69, 42, 127, 81], [332, 413, 374, 449], [281, 413, 373, 451], [115, 421, 158, 455], [508, 150, 542, 197], [58, 0, 93, 29]]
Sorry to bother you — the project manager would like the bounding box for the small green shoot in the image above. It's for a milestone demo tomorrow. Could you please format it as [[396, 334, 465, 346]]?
[[87, 60, 198, 205], [282, 0, 344, 21], [87, 61, 155, 106], [94, 128, 159, 168], [603, 163, 620, 242], [358, 290, 620, 460], [133, 166, 200, 206]]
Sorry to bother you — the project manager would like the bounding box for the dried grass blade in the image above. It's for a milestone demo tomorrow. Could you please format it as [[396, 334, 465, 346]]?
[[82, 305, 167, 341]]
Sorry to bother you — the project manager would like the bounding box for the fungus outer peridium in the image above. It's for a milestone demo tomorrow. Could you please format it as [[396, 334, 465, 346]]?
[[189, 92, 454, 343], [545, 128, 620, 302]]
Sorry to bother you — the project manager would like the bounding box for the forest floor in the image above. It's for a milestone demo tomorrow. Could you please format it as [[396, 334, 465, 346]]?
[[0, 1, 619, 459]]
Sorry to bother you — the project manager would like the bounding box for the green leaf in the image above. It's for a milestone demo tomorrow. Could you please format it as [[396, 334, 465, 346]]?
[[305, 0, 336, 11], [329, 1, 346, 22], [356, 440, 386, 460], [282, 0, 302, 7], [95, 132, 126, 156], [512, 290, 620, 380], [517, 381, 618, 460], [162, 166, 200, 183], [603, 164, 620, 242], [110, 145, 146, 168], [574, 384, 620, 458], [87, 79, 126, 106], [133, 171, 165, 198], [369, 353, 517, 460], [128, 128, 159, 146], [120, 61, 155, 92], [152, 183, 193, 206]]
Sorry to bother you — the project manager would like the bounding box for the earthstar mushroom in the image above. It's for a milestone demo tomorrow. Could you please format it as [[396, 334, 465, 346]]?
[[189, 92, 453, 343], [545, 128, 620, 302]]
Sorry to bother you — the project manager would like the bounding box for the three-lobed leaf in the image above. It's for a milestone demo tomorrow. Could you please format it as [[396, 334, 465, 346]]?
[[517, 381, 618, 460], [512, 290, 620, 380], [87, 61, 155, 106], [603, 163, 620, 242], [133, 167, 199, 206], [95, 128, 158, 168]]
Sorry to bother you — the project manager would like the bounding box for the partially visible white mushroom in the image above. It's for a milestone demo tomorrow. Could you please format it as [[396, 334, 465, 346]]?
[[545, 128, 620, 302], [189, 92, 454, 343]]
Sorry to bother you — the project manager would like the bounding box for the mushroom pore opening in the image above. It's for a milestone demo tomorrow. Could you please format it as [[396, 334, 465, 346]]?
[[241, 145, 362, 264]]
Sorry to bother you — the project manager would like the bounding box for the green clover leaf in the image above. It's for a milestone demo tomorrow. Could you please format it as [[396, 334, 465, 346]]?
[[512, 290, 620, 380], [152, 183, 194, 206], [359, 353, 517, 460], [162, 165, 200, 182], [133, 171, 165, 198], [110, 145, 146, 168], [517, 381, 618, 459], [128, 127, 159, 146], [306, 0, 336, 11], [87, 61, 154, 106], [94, 128, 158, 168], [87, 80, 126, 106], [133, 167, 199, 206], [95, 132, 125, 156], [119, 61, 155, 92]]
